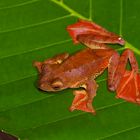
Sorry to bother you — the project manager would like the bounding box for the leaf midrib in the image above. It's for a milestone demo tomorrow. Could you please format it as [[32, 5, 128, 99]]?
[[51, 0, 140, 55]]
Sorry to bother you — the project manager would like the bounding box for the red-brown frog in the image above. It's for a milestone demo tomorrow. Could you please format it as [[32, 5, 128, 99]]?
[[34, 20, 140, 114]]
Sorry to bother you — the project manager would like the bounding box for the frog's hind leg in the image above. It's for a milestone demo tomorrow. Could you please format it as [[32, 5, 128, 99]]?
[[108, 49, 140, 104], [69, 80, 98, 115], [116, 70, 140, 104], [67, 19, 125, 45]]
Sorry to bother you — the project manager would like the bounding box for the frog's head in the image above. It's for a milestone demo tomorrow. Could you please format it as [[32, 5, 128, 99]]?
[[38, 77, 66, 92], [34, 61, 67, 92], [39, 65, 66, 92]]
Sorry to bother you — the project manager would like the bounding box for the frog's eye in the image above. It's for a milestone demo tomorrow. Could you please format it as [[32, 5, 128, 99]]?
[[51, 79, 63, 90]]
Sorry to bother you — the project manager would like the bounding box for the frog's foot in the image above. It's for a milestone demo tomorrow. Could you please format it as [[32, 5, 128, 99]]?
[[33, 61, 43, 73], [67, 19, 124, 45], [116, 70, 140, 104], [69, 90, 96, 115]]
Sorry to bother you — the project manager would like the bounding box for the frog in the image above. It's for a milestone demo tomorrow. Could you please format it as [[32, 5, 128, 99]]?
[[34, 19, 140, 114]]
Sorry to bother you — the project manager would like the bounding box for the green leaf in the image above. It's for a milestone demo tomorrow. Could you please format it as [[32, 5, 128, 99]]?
[[0, 0, 140, 139]]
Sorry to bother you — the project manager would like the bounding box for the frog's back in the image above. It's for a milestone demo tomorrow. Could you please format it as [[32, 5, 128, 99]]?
[[54, 48, 114, 85], [61, 48, 113, 71]]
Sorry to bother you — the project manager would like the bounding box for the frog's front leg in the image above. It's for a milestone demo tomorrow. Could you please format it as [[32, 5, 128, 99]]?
[[69, 80, 98, 114], [108, 49, 140, 104], [33, 53, 69, 73], [43, 53, 69, 65]]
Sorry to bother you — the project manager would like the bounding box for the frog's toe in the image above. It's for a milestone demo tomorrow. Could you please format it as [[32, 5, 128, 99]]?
[[69, 90, 96, 115], [116, 70, 140, 104], [33, 61, 42, 73]]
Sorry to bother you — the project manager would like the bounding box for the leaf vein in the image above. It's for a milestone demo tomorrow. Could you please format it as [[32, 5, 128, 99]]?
[[89, 0, 93, 20], [125, 41, 140, 55], [0, 14, 71, 34], [0, 39, 71, 60], [51, 0, 140, 55], [51, 0, 89, 20], [119, 0, 123, 36], [14, 101, 125, 133], [99, 125, 140, 140], [0, 0, 39, 10], [0, 78, 107, 113]]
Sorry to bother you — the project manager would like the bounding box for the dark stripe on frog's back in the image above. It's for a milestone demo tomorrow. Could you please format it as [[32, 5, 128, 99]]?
[[54, 48, 113, 82]]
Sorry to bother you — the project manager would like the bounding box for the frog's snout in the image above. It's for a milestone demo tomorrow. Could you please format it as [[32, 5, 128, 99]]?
[[38, 79, 64, 92], [38, 82, 49, 91]]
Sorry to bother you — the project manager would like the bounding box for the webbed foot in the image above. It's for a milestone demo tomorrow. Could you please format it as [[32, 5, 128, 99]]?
[[116, 70, 140, 104], [69, 90, 96, 115], [67, 19, 124, 45]]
